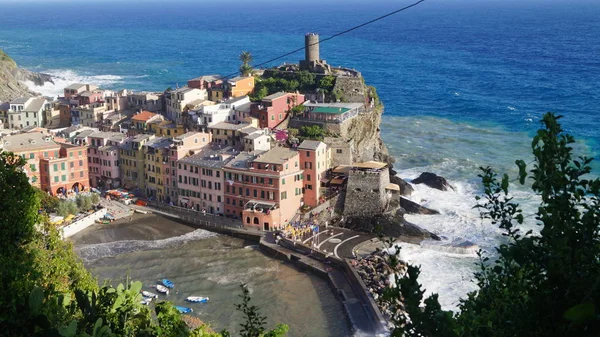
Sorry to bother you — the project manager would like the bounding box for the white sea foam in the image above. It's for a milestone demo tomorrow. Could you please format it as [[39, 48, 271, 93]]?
[[75, 229, 217, 263], [393, 167, 541, 311], [23, 69, 129, 99]]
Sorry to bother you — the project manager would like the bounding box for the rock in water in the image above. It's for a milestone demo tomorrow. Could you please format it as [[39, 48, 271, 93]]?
[[0, 49, 54, 102], [390, 174, 414, 196], [399, 197, 439, 215], [412, 172, 454, 191]]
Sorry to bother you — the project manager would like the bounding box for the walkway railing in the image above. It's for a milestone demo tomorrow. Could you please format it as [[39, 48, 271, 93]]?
[[146, 201, 244, 230]]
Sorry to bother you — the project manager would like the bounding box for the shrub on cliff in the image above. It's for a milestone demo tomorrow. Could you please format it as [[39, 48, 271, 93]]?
[[383, 113, 600, 337]]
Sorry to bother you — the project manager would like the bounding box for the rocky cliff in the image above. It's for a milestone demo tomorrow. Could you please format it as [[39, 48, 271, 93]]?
[[341, 104, 392, 164], [0, 49, 53, 102]]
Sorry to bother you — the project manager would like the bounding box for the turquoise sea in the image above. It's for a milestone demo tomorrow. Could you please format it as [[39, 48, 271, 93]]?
[[2, 0, 599, 312]]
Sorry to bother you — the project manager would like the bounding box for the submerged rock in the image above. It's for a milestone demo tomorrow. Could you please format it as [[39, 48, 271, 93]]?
[[412, 172, 454, 191]]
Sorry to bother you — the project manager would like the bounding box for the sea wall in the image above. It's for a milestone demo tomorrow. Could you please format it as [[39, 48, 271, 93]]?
[[61, 208, 107, 239]]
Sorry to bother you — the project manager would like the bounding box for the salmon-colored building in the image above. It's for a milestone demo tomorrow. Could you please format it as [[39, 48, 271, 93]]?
[[224, 147, 304, 230], [39, 143, 89, 196], [298, 140, 331, 207], [252, 92, 305, 129]]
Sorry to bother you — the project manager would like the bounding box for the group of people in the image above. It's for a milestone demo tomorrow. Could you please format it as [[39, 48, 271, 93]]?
[[284, 221, 321, 241]]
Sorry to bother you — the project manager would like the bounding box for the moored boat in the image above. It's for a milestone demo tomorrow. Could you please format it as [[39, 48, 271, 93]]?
[[156, 284, 169, 294], [174, 306, 193, 314], [140, 298, 152, 305], [186, 296, 209, 303], [161, 279, 174, 288], [142, 290, 158, 298]]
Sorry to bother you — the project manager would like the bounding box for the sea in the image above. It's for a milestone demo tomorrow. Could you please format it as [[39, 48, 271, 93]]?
[[2, 0, 599, 322]]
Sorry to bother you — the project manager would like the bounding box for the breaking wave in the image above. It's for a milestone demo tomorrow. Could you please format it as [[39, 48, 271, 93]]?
[[23, 69, 136, 98], [75, 229, 217, 263]]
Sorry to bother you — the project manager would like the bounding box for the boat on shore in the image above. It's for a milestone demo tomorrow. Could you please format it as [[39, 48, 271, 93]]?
[[186, 296, 209, 303], [156, 284, 169, 294], [174, 306, 193, 314], [135, 209, 148, 214], [140, 298, 153, 305], [161, 279, 175, 288], [142, 290, 158, 298]]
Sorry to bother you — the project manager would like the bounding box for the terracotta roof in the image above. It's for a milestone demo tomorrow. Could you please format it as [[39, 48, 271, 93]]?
[[131, 111, 158, 122]]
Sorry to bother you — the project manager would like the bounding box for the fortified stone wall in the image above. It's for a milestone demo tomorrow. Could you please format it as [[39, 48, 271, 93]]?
[[343, 169, 390, 217], [332, 76, 367, 103]]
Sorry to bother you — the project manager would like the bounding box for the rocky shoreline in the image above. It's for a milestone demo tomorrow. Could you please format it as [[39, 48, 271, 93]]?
[[355, 249, 407, 327]]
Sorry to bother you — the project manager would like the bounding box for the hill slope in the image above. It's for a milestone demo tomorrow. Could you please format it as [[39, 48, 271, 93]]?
[[0, 49, 53, 102]]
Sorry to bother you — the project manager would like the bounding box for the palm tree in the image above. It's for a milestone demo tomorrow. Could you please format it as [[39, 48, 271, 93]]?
[[239, 51, 253, 65]]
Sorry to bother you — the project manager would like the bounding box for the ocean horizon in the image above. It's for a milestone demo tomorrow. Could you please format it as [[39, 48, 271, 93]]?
[[1, 0, 598, 312]]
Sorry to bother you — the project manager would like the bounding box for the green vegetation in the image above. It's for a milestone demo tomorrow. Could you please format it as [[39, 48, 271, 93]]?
[[299, 125, 325, 141], [250, 71, 338, 102], [318, 75, 335, 92], [57, 200, 79, 217], [367, 85, 381, 107], [381, 113, 600, 337], [0, 151, 287, 337]]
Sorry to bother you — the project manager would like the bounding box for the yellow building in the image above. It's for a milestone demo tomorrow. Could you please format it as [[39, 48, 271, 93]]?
[[227, 76, 255, 98], [119, 133, 155, 193], [154, 120, 186, 138], [142, 137, 172, 201]]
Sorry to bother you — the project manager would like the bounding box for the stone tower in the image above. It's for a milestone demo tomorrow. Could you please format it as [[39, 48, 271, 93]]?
[[305, 33, 320, 63], [299, 33, 330, 73]]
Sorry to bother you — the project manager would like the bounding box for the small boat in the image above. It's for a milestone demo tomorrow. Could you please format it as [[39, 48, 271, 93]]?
[[156, 284, 169, 294], [174, 306, 193, 314], [135, 209, 148, 214], [142, 291, 158, 299], [140, 298, 153, 306], [186, 296, 209, 303], [161, 279, 175, 289]]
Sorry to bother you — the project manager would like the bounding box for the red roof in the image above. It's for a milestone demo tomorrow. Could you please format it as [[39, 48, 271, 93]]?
[[131, 111, 158, 122]]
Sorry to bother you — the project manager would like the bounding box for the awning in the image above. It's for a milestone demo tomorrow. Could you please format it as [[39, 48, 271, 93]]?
[[332, 166, 352, 174], [330, 178, 345, 185], [385, 183, 400, 191], [320, 178, 331, 184]]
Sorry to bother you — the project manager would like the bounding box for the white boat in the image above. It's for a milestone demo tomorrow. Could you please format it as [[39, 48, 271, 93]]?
[[142, 291, 158, 299], [140, 297, 153, 305], [156, 284, 169, 294], [186, 296, 209, 303], [135, 209, 148, 214]]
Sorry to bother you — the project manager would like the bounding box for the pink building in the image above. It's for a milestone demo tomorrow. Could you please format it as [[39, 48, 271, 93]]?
[[85, 131, 126, 188], [165, 131, 212, 203], [188, 75, 223, 90], [252, 92, 305, 129], [176, 144, 235, 214], [224, 147, 304, 230], [298, 140, 331, 207]]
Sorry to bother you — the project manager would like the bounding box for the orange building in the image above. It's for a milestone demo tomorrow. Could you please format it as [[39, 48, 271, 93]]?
[[39, 143, 89, 196], [227, 76, 255, 98], [298, 140, 331, 207]]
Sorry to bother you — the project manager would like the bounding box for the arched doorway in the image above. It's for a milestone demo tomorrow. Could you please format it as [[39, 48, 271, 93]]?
[[253, 217, 259, 225], [56, 187, 65, 196], [246, 217, 251, 224], [72, 182, 83, 193]]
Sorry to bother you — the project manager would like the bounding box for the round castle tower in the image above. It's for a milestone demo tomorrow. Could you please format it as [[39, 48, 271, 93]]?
[[305, 33, 320, 63]]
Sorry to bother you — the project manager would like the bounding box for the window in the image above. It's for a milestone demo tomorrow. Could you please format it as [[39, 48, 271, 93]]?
[[336, 149, 343, 154], [53, 163, 58, 172], [253, 189, 257, 197], [29, 153, 34, 159], [54, 176, 59, 183], [282, 178, 286, 185], [281, 191, 287, 200], [217, 196, 221, 202], [307, 174, 311, 181], [70, 152, 73, 158], [261, 190, 265, 199], [80, 171, 84, 177], [226, 198, 230, 204], [271, 115, 275, 120], [278, 113, 282, 120], [70, 162, 74, 168], [246, 188, 250, 196], [61, 175, 66, 182], [78, 150, 82, 156]]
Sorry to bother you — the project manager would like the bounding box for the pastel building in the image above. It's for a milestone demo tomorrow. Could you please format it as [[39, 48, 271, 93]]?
[[7, 97, 47, 129], [64, 83, 98, 100], [143, 137, 173, 201], [127, 92, 163, 113], [166, 131, 212, 202], [224, 147, 304, 230], [177, 144, 235, 214], [193, 96, 251, 126], [1, 132, 61, 188], [252, 92, 305, 129], [128, 110, 163, 136], [39, 143, 89, 196], [188, 75, 223, 90], [165, 87, 207, 122], [226, 76, 255, 98], [86, 132, 126, 188], [298, 140, 331, 207], [119, 133, 155, 193]]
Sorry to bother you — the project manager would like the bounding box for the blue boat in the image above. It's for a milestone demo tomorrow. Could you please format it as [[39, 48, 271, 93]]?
[[174, 306, 193, 314], [186, 296, 209, 303], [161, 279, 174, 288]]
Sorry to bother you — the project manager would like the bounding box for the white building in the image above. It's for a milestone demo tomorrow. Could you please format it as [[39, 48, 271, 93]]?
[[7, 97, 47, 129], [165, 87, 206, 123], [192, 96, 251, 126], [128, 91, 163, 113]]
